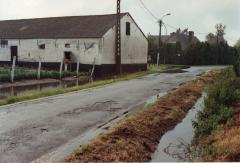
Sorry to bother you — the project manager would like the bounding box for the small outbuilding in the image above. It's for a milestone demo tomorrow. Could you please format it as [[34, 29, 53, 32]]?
[[0, 13, 148, 75]]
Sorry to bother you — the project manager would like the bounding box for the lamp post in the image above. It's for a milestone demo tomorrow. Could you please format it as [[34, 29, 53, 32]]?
[[157, 13, 171, 66]]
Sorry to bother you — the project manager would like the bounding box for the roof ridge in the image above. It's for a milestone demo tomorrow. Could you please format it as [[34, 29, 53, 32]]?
[[0, 12, 129, 22]]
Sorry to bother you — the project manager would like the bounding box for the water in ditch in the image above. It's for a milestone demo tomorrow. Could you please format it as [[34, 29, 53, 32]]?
[[0, 79, 89, 100], [151, 93, 206, 162]]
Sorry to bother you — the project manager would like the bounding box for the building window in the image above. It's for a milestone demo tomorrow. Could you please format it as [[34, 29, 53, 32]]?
[[64, 51, 72, 60], [126, 22, 131, 35], [38, 44, 45, 50], [0, 40, 8, 48], [65, 43, 71, 48]]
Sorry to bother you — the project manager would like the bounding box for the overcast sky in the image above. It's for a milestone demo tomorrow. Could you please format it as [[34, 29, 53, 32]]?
[[0, 0, 239, 45]]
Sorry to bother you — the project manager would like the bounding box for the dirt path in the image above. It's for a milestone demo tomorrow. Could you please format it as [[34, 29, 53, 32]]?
[[0, 66, 223, 163]]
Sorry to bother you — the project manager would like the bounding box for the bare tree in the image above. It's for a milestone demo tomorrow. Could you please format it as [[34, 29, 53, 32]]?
[[215, 23, 226, 43]]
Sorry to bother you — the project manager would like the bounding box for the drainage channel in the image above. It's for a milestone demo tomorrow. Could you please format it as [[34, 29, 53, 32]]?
[[0, 79, 88, 100], [151, 93, 206, 162]]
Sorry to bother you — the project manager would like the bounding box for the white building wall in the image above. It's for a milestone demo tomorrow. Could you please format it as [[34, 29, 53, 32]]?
[[0, 45, 10, 61], [0, 38, 101, 65], [0, 14, 147, 66], [102, 14, 148, 65]]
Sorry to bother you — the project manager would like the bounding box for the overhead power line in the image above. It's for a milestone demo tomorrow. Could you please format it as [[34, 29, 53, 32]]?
[[164, 23, 178, 30], [139, 0, 158, 21], [136, 0, 237, 43]]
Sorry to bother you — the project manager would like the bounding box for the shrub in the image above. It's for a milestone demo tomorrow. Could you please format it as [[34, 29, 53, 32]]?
[[193, 68, 240, 140]]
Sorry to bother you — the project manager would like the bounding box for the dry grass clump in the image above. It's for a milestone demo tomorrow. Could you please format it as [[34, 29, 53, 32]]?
[[63, 72, 215, 162], [202, 103, 240, 162]]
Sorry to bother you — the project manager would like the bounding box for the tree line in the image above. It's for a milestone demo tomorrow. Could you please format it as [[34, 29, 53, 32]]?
[[148, 24, 239, 66]]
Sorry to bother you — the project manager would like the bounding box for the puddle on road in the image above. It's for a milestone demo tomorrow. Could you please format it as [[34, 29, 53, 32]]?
[[151, 93, 206, 162], [161, 69, 188, 74], [0, 79, 88, 100]]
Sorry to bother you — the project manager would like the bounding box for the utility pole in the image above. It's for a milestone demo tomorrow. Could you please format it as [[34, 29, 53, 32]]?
[[157, 20, 163, 66], [116, 0, 122, 74], [157, 13, 171, 66]]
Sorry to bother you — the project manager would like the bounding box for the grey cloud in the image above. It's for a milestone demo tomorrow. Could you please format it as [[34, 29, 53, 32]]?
[[0, 0, 239, 45]]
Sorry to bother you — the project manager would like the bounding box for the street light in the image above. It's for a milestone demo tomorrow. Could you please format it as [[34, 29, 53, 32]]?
[[157, 13, 171, 66]]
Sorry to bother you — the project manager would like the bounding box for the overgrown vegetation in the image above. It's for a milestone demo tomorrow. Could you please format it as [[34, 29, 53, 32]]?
[[62, 71, 216, 162], [0, 66, 75, 82], [192, 68, 240, 161], [148, 39, 236, 65], [233, 38, 240, 76], [148, 24, 238, 65]]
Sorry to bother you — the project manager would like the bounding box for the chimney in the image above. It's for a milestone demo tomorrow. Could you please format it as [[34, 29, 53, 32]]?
[[189, 31, 194, 42]]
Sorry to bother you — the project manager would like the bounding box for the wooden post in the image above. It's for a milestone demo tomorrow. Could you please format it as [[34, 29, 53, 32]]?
[[37, 57, 42, 80], [64, 64, 68, 72], [59, 59, 63, 80], [10, 56, 16, 83], [76, 56, 80, 77], [89, 58, 96, 83]]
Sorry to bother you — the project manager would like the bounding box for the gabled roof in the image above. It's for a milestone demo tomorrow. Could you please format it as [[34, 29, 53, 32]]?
[[151, 33, 200, 50], [0, 13, 128, 39]]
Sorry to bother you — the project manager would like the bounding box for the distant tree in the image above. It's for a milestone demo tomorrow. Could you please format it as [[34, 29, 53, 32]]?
[[215, 23, 226, 43], [206, 33, 215, 41], [233, 39, 240, 76], [214, 24, 227, 64], [235, 39, 240, 50], [147, 34, 158, 64]]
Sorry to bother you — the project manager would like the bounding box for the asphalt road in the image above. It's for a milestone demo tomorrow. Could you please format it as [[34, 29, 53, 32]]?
[[0, 66, 223, 163]]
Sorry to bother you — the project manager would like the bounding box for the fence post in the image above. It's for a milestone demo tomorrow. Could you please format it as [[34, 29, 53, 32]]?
[[59, 59, 63, 80], [157, 52, 160, 66], [89, 58, 96, 83], [76, 56, 80, 77], [10, 56, 16, 83], [37, 57, 42, 80], [64, 64, 68, 72]]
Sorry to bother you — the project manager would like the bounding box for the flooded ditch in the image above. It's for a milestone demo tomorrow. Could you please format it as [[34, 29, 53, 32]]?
[[151, 93, 206, 162], [0, 78, 89, 100]]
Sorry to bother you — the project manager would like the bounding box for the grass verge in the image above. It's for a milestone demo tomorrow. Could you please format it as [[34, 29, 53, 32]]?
[[62, 71, 216, 162], [0, 66, 76, 82], [191, 68, 240, 161], [0, 65, 181, 107]]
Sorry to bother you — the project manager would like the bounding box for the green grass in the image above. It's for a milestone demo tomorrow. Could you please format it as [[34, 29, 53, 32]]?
[[0, 65, 185, 106], [192, 67, 240, 161], [0, 66, 76, 82], [192, 68, 240, 142]]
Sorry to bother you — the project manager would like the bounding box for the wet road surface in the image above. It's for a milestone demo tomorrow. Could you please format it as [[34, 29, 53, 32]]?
[[0, 66, 223, 163]]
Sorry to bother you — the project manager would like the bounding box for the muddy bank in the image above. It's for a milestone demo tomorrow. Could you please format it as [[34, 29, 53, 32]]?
[[62, 71, 216, 162]]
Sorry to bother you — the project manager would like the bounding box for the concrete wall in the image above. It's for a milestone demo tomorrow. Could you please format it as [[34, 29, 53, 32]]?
[[102, 13, 148, 65], [0, 38, 101, 65]]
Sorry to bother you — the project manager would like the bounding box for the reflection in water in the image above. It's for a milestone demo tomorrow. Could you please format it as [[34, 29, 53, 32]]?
[[151, 93, 206, 162], [0, 79, 89, 100]]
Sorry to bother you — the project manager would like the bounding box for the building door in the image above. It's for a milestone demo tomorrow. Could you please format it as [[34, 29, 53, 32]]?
[[11, 46, 18, 63]]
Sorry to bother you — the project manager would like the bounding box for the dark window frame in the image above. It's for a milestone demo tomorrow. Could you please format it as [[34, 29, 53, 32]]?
[[65, 43, 71, 48], [38, 44, 45, 50], [126, 22, 131, 36], [0, 40, 8, 48]]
